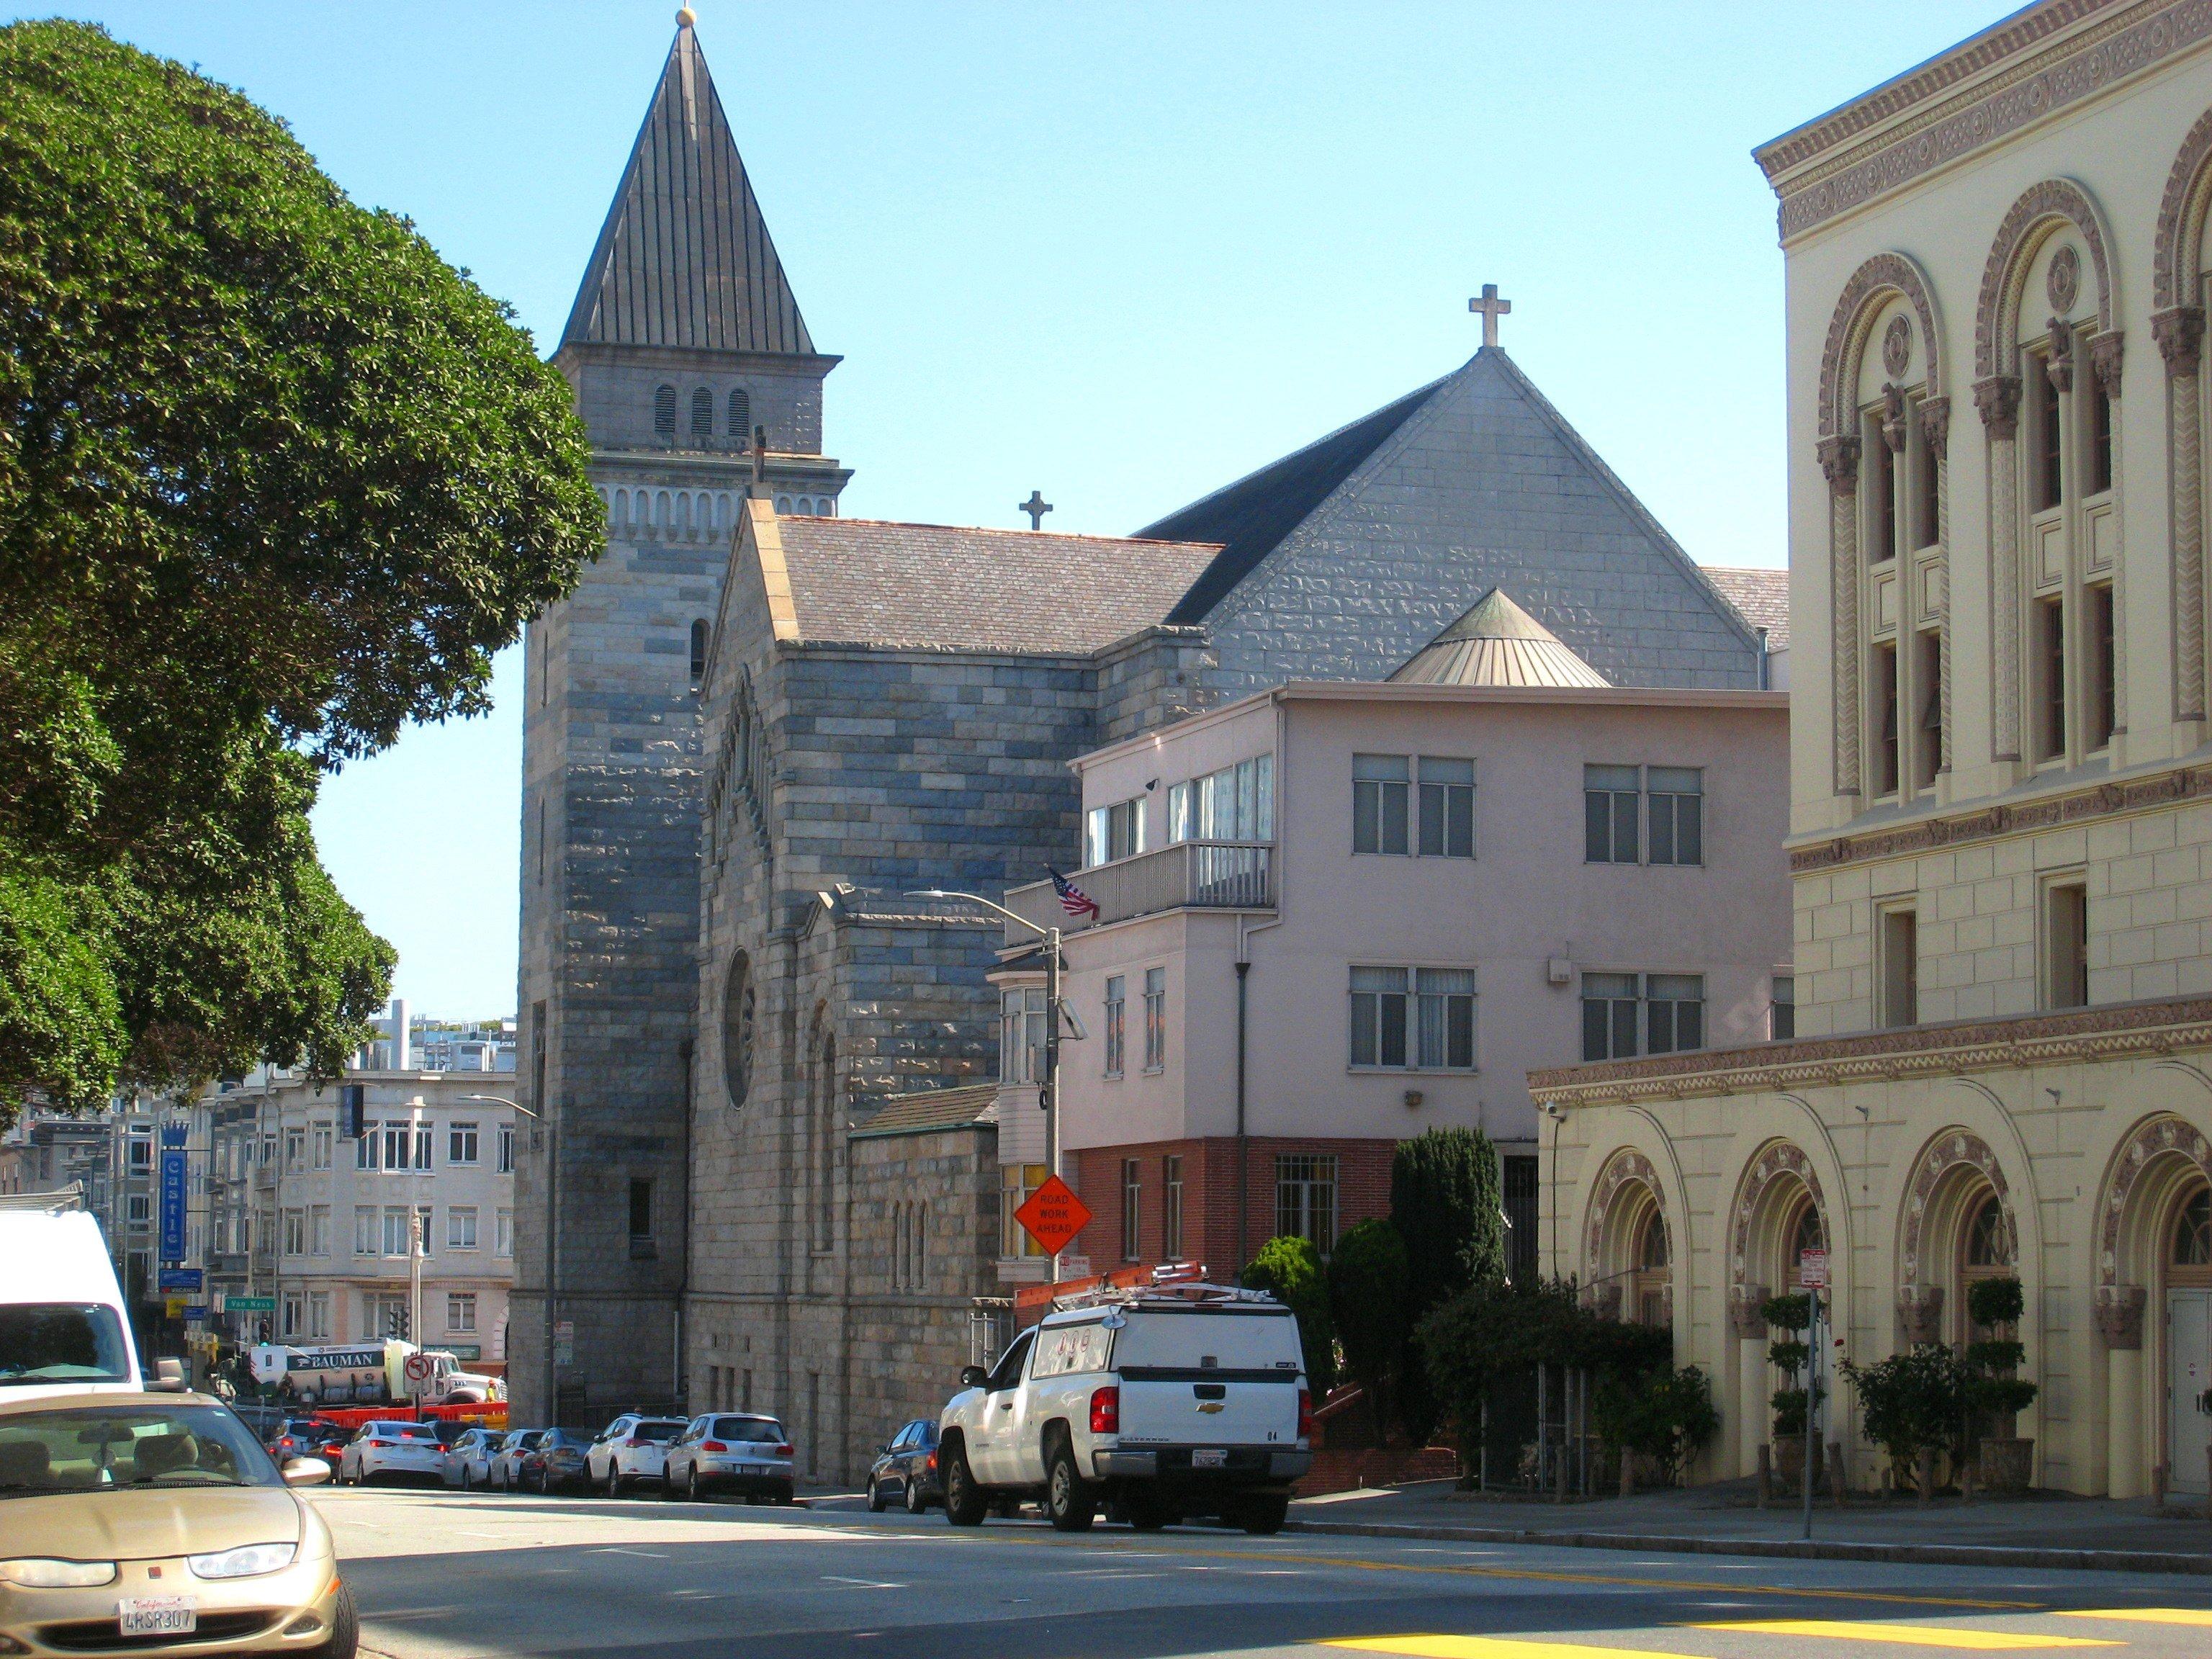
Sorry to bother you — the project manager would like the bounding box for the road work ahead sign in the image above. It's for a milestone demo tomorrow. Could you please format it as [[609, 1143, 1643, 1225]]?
[[1015, 1174, 1092, 1258]]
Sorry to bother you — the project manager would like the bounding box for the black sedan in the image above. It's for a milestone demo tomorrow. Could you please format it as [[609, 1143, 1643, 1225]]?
[[521, 1426, 594, 1493], [866, 1418, 940, 1514]]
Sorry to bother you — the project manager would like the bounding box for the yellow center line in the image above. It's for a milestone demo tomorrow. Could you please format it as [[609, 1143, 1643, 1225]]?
[[1691, 1619, 2120, 1650], [2053, 1609, 2212, 1627], [948, 1532, 2041, 1609]]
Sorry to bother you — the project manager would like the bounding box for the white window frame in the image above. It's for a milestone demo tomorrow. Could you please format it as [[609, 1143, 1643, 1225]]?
[[1142, 967, 1166, 1073], [448, 1122, 479, 1166], [448, 1206, 480, 1251]]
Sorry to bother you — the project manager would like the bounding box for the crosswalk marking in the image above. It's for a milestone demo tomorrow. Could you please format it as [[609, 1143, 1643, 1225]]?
[[1322, 1640, 1669, 1659], [1692, 1620, 2121, 1650], [2054, 1609, 2212, 1627]]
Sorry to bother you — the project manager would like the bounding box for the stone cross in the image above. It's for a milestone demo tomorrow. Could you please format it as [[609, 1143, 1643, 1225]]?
[[1020, 490, 1053, 531], [1469, 283, 1513, 349]]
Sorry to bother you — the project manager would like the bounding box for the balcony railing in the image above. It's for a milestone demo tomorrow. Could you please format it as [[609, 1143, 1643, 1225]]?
[[1005, 840, 1273, 935]]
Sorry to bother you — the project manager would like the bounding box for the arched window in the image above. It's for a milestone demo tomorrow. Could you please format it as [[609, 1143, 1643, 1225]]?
[[653, 385, 676, 436], [795, 497, 813, 515], [775, 495, 792, 513], [2176, 1190, 2212, 1267], [814, 1032, 837, 1251], [691, 387, 713, 438], [728, 388, 750, 438], [722, 953, 754, 1107], [689, 619, 708, 688]]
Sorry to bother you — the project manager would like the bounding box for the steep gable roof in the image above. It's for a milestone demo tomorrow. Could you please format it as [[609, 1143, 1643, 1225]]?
[[769, 518, 1220, 655], [562, 19, 814, 354], [1701, 566, 1790, 654], [1137, 379, 1445, 625], [1390, 588, 1611, 688]]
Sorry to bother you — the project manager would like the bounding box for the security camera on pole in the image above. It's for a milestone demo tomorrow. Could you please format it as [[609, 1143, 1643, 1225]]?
[[906, 886, 1091, 1278]]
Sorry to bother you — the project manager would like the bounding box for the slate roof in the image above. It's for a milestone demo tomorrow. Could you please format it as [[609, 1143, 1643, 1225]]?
[[1390, 588, 1612, 688], [562, 19, 814, 354], [850, 1084, 999, 1140], [1137, 379, 1446, 626], [1702, 567, 1791, 653], [774, 518, 1221, 655]]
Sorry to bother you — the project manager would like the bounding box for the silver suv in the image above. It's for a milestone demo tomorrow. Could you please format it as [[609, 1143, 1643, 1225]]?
[[936, 1282, 1311, 1533]]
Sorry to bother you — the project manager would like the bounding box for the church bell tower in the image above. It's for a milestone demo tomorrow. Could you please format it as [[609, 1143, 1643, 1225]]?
[[511, 9, 847, 1424]]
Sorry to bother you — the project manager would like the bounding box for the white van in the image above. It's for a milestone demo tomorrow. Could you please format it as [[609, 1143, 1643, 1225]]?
[[0, 1192, 145, 1399]]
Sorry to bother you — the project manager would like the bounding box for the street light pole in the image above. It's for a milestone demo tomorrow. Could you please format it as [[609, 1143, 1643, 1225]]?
[[906, 891, 1065, 1280]]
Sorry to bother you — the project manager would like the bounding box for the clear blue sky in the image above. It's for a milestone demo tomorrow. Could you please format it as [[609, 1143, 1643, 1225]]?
[[25, 1, 2008, 1016]]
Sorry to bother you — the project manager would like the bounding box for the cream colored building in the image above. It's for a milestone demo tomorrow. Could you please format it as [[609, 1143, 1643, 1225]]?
[[1536, 0, 2212, 1500]]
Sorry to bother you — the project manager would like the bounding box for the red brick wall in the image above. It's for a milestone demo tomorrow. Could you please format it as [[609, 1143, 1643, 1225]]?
[[1066, 1136, 1398, 1277]]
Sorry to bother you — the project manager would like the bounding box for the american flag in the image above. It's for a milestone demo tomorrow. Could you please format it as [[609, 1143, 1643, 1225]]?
[[1049, 868, 1100, 921]]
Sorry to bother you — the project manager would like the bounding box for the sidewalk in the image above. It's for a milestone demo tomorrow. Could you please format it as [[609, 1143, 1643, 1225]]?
[[1285, 1477, 2212, 1575]]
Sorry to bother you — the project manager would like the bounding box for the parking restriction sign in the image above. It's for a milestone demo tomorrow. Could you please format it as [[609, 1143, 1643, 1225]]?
[[1799, 1248, 1828, 1288]]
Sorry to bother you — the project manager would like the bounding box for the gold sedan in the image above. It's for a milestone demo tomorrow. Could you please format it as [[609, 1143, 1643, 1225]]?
[[0, 1392, 353, 1659]]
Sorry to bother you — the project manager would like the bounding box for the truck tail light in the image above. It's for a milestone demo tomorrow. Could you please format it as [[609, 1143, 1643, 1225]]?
[[701, 1441, 727, 1453], [1297, 1389, 1315, 1440], [1089, 1386, 1120, 1435]]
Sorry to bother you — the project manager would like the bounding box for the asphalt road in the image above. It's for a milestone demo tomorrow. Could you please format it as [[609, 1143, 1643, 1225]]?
[[313, 1483, 2212, 1659]]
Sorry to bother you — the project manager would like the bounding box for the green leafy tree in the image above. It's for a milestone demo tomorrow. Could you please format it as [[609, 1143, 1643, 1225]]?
[[1390, 1128, 1506, 1439], [1241, 1235, 1335, 1395], [0, 22, 601, 1116], [1592, 1364, 1719, 1488], [1327, 1219, 1411, 1426]]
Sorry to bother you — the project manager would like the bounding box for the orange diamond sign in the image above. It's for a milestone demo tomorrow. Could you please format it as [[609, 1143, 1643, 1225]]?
[[1015, 1174, 1092, 1257]]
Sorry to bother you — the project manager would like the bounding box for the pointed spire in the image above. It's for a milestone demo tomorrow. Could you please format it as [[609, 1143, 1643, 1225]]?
[[1389, 588, 1611, 688], [562, 14, 816, 354]]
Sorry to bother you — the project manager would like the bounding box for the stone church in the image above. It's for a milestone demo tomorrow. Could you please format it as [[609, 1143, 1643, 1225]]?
[[512, 13, 1776, 1475]]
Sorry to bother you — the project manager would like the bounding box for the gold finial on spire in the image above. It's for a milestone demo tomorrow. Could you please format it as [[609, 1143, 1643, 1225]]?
[[676, 7, 697, 27]]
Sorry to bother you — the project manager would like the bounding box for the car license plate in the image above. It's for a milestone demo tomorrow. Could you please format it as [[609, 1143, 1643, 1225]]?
[[118, 1598, 197, 1636], [1191, 1448, 1227, 1470]]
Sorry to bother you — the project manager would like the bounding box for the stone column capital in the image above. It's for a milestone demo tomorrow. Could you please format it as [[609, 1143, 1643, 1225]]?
[[1918, 396, 1951, 459], [1974, 374, 2023, 441], [2090, 331, 2124, 400], [2154, 306, 2206, 379], [1817, 435, 1860, 496], [1897, 1282, 1944, 1346], [1728, 1283, 1771, 1339], [2095, 1284, 2147, 1351]]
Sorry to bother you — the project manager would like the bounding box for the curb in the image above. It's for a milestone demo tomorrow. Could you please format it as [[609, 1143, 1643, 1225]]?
[[1282, 1516, 2212, 1576]]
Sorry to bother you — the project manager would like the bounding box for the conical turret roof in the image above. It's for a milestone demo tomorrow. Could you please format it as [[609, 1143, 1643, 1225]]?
[[1388, 588, 1611, 688], [562, 16, 815, 354]]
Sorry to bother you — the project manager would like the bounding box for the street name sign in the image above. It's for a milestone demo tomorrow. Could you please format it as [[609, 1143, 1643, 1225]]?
[[1014, 1175, 1092, 1258], [226, 1295, 274, 1313]]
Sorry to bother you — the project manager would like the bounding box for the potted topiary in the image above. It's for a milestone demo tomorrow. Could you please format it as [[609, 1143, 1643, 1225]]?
[[1964, 1277, 2038, 1493], [1760, 1292, 1819, 1491]]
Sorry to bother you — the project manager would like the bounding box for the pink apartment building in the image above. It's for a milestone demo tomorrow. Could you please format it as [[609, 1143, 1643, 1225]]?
[[994, 593, 1792, 1283]]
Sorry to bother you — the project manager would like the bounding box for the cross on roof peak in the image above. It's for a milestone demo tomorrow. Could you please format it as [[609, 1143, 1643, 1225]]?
[[1469, 282, 1512, 349], [1020, 490, 1054, 531]]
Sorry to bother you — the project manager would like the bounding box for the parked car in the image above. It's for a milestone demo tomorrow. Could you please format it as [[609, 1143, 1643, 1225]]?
[[661, 1413, 795, 1503], [519, 1427, 592, 1495], [301, 1419, 352, 1468], [336, 1419, 446, 1486], [937, 1280, 1311, 1534], [265, 1416, 326, 1464], [586, 1415, 687, 1496], [0, 1390, 354, 1659], [441, 1426, 503, 1491], [867, 1419, 941, 1514], [487, 1429, 544, 1491]]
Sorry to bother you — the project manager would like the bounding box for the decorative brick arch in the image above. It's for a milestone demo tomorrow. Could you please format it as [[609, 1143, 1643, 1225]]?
[[1974, 179, 2116, 382], [2154, 105, 2212, 313], [1899, 1127, 2012, 1286], [1583, 1147, 1668, 1276], [1729, 1139, 1827, 1291], [2098, 1113, 2212, 1288], [1818, 251, 1946, 442]]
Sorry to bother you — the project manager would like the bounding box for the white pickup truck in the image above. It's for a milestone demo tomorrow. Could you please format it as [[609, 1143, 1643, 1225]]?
[[936, 1282, 1312, 1534]]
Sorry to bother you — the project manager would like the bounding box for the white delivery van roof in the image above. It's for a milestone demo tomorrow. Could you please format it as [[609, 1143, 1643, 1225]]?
[[0, 1210, 124, 1305]]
